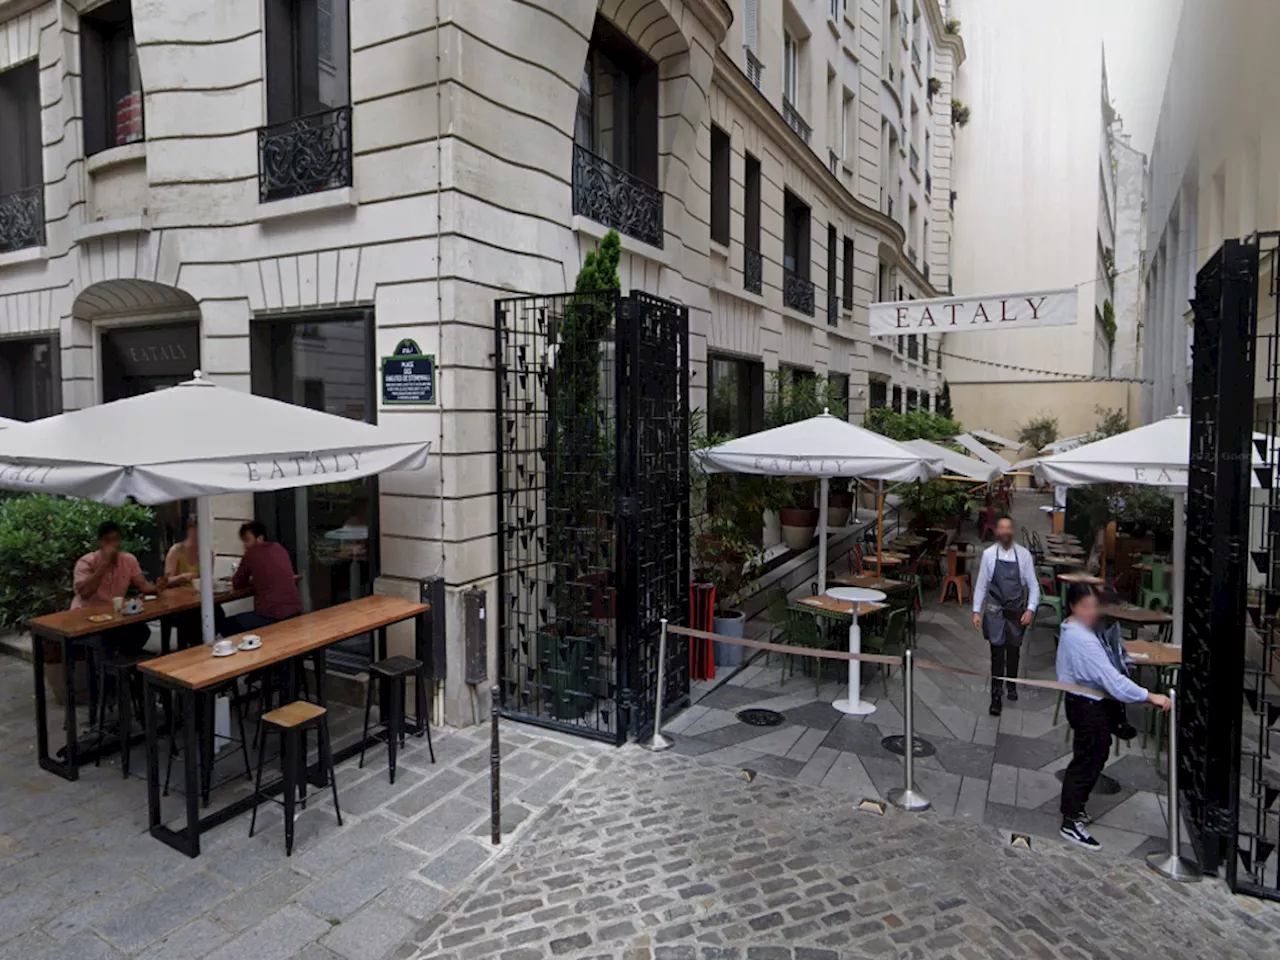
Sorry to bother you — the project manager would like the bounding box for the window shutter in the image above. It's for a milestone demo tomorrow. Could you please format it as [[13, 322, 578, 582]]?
[[81, 24, 108, 155], [744, 0, 757, 52]]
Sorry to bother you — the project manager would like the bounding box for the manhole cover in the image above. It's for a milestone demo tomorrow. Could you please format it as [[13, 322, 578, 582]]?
[[881, 735, 936, 758], [737, 708, 785, 727]]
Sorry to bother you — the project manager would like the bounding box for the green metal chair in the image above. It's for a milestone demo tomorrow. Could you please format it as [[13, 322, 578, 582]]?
[[862, 607, 908, 696], [1139, 562, 1171, 611], [763, 588, 791, 680], [780, 606, 824, 691]]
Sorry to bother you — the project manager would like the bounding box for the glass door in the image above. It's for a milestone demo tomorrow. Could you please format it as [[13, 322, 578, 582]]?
[[251, 310, 377, 671]]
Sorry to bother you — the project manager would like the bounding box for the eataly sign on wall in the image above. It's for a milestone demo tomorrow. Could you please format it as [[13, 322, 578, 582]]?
[[869, 288, 1078, 337]]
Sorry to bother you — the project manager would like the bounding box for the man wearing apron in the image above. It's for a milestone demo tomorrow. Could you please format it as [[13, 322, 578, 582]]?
[[971, 515, 1040, 715]]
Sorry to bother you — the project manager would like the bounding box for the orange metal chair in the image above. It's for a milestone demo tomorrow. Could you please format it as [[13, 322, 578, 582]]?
[[939, 546, 971, 605]]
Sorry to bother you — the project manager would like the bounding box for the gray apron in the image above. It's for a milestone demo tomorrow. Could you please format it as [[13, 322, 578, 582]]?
[[982, 550, 1028, 649]]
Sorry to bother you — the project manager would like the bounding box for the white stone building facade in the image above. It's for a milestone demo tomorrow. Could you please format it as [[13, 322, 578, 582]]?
[[0, 0, 962, 725]]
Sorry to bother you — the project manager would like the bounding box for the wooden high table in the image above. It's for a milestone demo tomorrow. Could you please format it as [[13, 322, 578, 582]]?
[[29, 583, 257, 782], [139, 595, 429, 858]]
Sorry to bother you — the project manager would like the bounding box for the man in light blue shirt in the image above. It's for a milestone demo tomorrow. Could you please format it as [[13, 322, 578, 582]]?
[[971, 515, 1040, 715]]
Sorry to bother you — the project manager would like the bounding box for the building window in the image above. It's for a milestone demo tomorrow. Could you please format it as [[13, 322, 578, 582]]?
[[842, 236, 854, 308], [892, 385, 902, 412], [81, 0, 143, 156], [251, 309, 377, 670], [783, 190, 813, 315], [841, 89, 854, 161], [260, 0, 352, 202], [869, 379, 887, 410], [921, 392, 930, 412], [743, 153, 762, 293], [828, 372, 849, 418], [826, 223, 838, 326], [0, 335, 60, 420], [897, 334, 903, 354], [907, 334, 918, 360], [906, 388, 918, 411], [783, 31, 799, 105], [572, 16, 662, 246], [744, 0, 758, 52], [710, 125, 731, 247], [0, 60, 43, 253], [921, 334, 929, 365], [708, 354, 764, 438]]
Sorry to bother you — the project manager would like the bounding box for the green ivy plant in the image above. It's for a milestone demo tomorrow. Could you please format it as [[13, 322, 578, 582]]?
[[865, 407, 961, 442], [0, 495, 154, 628], [1102, 299, 1117, 344]]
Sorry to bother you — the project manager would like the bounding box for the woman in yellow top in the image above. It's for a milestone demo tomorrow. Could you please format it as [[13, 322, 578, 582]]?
[[164, 518, 201, 585]]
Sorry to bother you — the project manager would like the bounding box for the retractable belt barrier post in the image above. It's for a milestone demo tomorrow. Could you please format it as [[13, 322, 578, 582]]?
[[644, 619, 674, 752], [887, 649, 930, 811], [1145, 688, 1200, 883]]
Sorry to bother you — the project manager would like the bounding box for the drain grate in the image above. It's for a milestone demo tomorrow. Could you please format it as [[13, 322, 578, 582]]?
[[737, 708, 785, 727], [881, 734, 937, 758]]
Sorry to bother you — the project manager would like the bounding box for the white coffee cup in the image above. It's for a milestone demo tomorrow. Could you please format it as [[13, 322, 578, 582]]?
[[240, 634, 262, 650], [213, 639, 234, 656], [112, 597, 124, 614], [191, 576, 201, 592]]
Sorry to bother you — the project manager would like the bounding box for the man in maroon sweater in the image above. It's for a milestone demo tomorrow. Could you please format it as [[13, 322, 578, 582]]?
[[221, 521, 303, 636]]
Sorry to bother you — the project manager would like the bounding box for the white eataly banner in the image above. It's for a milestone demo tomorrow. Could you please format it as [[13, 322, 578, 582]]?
[[869, 288, 1077, 337]]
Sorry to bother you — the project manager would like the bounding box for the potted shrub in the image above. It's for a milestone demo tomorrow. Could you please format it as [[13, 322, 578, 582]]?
[[693, 515, 762, 666]]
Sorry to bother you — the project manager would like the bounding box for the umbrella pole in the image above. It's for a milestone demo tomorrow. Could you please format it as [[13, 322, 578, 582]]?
[[1172, 490, 1185, 646], [876, 481, 885, 576], [198, 496, 216, 645], [818, 477, 829, 594]]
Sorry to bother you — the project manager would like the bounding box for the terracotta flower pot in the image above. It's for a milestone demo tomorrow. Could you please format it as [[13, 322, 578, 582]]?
[[827, 491, 853, 528], [780, 506, 819, 550]]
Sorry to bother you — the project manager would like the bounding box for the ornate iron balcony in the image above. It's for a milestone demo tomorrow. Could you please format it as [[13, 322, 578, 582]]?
[[827, 287, 839, 327], [924, 262, 931, 282], [908, 245, 917, 264], [909, 145, 919, 173], [258, 105, 353, 203], [744, 245, 762, 295], [783, 267, 814, 316], [572, 143, 664, 249], [745, 47, 764, 90], [911, 43, 922, 73], [782, 98, 811, 146], [925, 171, 932, 196], [0, 185, 45, 254], [828, 149, 839, 175]]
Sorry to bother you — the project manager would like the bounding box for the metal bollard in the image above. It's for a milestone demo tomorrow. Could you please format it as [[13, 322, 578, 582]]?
[[644, 619, 674, 752], [887, 649, 931, 811], [490, 683, 501, 845], [1146, 689, 1200, 882]]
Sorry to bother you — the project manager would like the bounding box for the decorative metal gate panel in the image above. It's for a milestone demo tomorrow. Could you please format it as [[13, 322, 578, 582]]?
[[1184, 234, 1280, 899], [495, 290, 689, 744]]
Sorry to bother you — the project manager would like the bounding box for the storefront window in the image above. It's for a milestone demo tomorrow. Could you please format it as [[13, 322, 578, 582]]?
[[251, 309, 376, 669], [0, 335, 60, 421], [707, 354, 763, 439]]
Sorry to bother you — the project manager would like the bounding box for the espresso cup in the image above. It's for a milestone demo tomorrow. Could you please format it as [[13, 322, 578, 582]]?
[[213, 639, 234, 656], [240, 634, 262, 650], [112, 597, 124, 614], [191, 577, 201, 592]]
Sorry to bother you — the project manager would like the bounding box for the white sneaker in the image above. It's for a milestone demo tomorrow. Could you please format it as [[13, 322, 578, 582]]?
[[1060, 820, 1101, 850]]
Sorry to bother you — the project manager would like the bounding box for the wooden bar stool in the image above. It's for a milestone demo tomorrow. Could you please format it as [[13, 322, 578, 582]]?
[[360, 655, 435, 784], [249, 701, 341, 856]]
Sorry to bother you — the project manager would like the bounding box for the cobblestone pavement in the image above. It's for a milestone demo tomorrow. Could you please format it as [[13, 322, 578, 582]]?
[[0, 653, 608, 960], [412, 748, 1280, 960]]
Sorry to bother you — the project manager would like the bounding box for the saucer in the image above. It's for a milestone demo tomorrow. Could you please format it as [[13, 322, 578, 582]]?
[[212, 646, 237, 658]]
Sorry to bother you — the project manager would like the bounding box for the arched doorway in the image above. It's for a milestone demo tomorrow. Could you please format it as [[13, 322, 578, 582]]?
[[73, 279, 202, 567]]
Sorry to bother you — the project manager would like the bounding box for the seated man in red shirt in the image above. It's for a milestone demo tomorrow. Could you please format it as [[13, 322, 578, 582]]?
[[221, 521, 303, 636]]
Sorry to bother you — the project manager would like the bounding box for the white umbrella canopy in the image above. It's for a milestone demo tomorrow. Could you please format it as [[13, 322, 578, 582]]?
[[697, 411, 943, 483], [952, 433, 1013, 473], [902, 438, 1001, 484], [0, 416, 20, 430], [0, 372, 433, 645], [696, 411, 944, 594]]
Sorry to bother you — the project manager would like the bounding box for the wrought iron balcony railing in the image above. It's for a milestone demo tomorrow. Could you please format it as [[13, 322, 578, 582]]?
[[828, 149, 839, 175], [0, 185, 45, 254], [908, 245, 917, 264], [782, 98, 811, 146], [743, 245, 762, 295], [924, 262, 931, 282], [887, 196, 894, 220], [572, 143, 664, 248], [911, 43, 922, 73], [925, 171, 932, 196], [888, 63, 895, 84], [827, 287, 839, 327], [745, 47, 764, 90], [783, 267, 814, 316], [258, 105, 352, 203], [909, 145, 919, 173]]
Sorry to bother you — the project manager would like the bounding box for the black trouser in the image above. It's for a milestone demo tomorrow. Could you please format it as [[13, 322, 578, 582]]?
[[1061, 695, 1112, 819], [989, 644, 1021, 695]]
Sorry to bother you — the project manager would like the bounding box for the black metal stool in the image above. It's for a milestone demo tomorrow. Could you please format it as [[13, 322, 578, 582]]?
[[249, 700, 341, 856], [93, 651, 150, 778], [359, 656, 435, 784]]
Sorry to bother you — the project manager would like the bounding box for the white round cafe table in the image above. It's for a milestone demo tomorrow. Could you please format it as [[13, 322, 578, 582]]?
[[825, 586, 887, 716]]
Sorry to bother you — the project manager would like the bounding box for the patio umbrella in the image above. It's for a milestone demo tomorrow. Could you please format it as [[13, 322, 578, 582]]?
[[952, 433, 1013, 474], [0, 372, 432, 645], [696, 410, 945, 592], [901, 438, 1001, 484], [1030, 409, 1190, 644], [0, 416, 19, 430]]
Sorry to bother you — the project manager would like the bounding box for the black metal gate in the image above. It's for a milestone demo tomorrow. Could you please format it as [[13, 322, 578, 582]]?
[[494, 289, 689, 744], [1184, 233, 1280, 899]]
